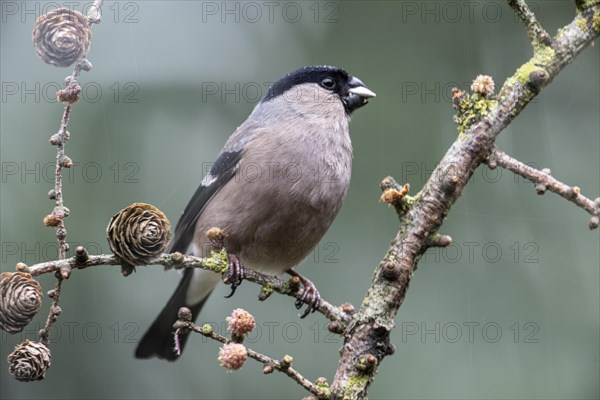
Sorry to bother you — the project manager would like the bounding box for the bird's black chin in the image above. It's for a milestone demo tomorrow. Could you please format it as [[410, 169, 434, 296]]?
[[343, 94, 370, 114]]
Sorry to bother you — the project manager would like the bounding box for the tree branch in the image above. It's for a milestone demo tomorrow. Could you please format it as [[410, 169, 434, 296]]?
[[38, 0, 106, 348], [179, 321, 330, 399], [508, 0, 552, 46], [329, 3, 600, 399], [22, 251, 352, 325], [488, 147, 600, 228]]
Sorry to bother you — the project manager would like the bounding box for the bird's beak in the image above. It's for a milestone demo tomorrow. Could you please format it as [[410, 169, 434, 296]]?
[[348, 76, 376, 98], [344, 76, 376, 113], [349, 86, 376, 98]]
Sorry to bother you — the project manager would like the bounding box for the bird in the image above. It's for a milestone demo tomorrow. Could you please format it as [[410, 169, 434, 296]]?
[[135, 65, 376, 360]]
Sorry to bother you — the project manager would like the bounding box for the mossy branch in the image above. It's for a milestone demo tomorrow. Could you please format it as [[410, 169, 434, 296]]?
[[509, 0, 552, 46], [329, 3, 600, 399], [21, 251, 351, 326]]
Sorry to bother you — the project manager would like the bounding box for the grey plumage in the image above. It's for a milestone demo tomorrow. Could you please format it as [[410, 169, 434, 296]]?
[[135, 66, 375, 360]]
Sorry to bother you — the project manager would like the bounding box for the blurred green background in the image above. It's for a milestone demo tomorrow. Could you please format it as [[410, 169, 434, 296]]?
[[1, 1, 598, 399]]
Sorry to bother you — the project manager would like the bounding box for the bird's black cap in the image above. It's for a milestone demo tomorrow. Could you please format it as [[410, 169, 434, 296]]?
[[262, 65, 375, 113], [263, 66, 352, 102]]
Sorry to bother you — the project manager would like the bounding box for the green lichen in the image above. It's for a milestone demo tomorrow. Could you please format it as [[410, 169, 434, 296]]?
[[513, 61, 539, 86], [317, 387, 331, 398], [258, 282, 273, 301], [206, 249, 228, 273], [348, 375, 369, 387], [355, 357, 369, 372], [593, 12, 600, 31], [393, 193, 416, 218], [201, 324, 213, 334], [513, 46, 555, 85], [260, 282, 273, 294], [355, 356, 377, 373], [315, 378, 331, 397], [341, 375, 370, 400], [534, 44, 556, 63], [576, 17, 588, 32], [502, 45, 555, 99], [452, 92, 498, 135], [316, 379, 330, 389], [403, 195, 416, 207]]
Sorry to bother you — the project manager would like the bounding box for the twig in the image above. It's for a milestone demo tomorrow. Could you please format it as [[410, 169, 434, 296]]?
[[78, 0, 105, 26], [179, 321, 330, 399], [39, 1, 106, 347], [379, 176, 413, 215], [488, 147, 600, 225], [23, 251, 352, 325], [508, 0, 552, 46], [426, 233, 453, 248], [39, 276, 63, 346]]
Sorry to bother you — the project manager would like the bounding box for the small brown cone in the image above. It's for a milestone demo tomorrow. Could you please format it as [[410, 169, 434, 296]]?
[[32, 8, 92, 68], [0, 272, 42, 334], [7, 340, 52, 381], [106, 203, 171, 266]]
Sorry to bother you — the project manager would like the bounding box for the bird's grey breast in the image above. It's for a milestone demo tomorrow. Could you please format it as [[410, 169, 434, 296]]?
[[239, 109, 351, 274], [194, 104, 352, 276]]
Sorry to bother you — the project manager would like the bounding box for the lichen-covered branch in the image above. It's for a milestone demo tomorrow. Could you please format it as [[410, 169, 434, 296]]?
[[22, 251, 351, 325], [508, 0, 551, 46], [488, 147, 600, 228], [329, 3, 600, 399]]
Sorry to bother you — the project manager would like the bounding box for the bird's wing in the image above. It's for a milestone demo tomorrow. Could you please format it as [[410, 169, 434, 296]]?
[[168, 149, 243, 254]]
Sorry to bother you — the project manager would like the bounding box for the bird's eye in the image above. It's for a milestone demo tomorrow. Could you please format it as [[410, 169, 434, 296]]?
[[320, 77, 336, 90]]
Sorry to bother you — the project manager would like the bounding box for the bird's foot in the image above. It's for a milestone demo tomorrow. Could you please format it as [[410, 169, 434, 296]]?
[[288, 270, 321, 318], [223, 253, 245, 298]]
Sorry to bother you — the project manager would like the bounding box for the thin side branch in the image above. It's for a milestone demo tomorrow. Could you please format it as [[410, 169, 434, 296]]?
[[488, 147, 600, 225], [89, 0, 105, 22], [508, 0, 552, 46], [39, 277, 63, 346], [40, 1, 106, 345], [180, 321, 329, 399], [23, 252, 352, 325]]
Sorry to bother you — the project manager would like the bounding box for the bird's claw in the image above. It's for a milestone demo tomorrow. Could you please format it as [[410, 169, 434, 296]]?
[[224, 254, 245, 298], [291, 274, 321, 318]]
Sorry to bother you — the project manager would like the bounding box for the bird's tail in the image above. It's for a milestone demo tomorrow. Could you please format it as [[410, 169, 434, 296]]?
[[135, 268, 210, 361]]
